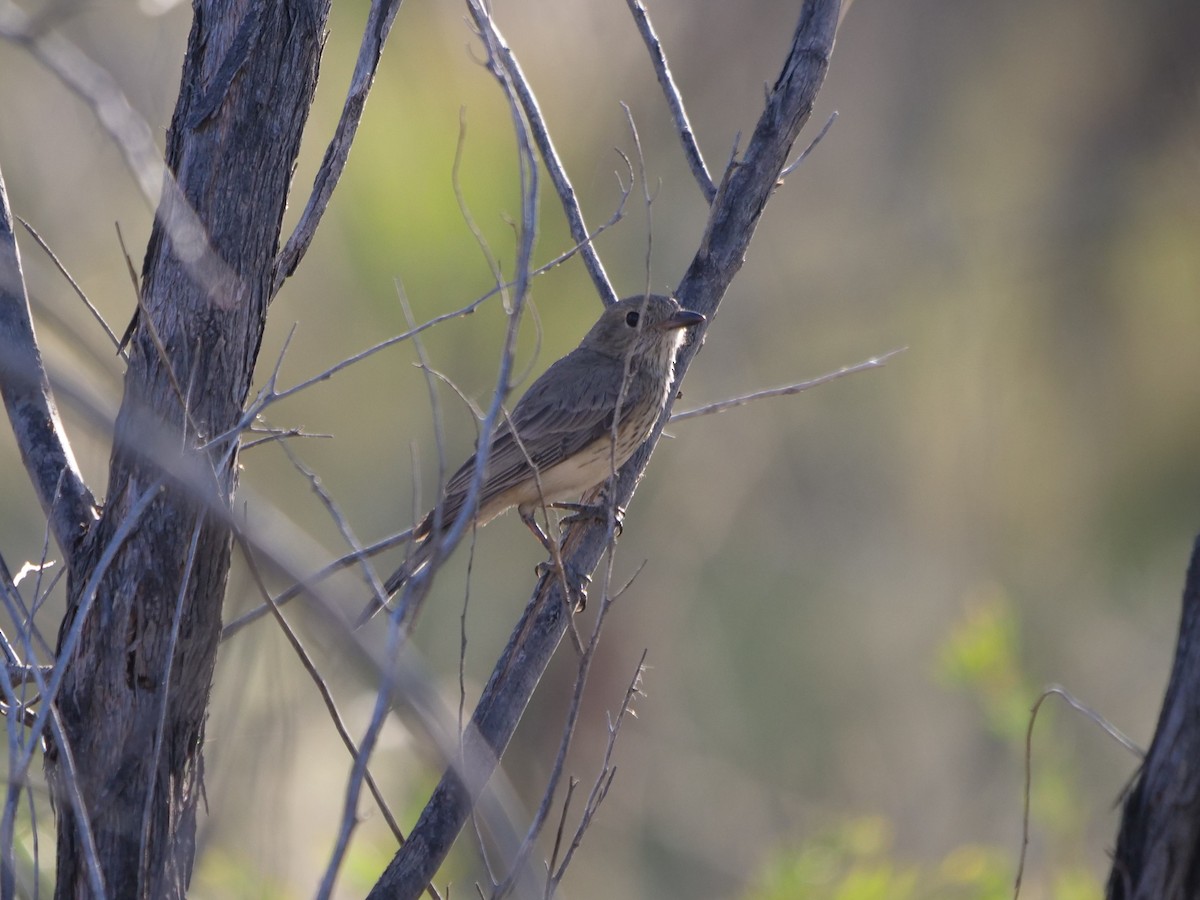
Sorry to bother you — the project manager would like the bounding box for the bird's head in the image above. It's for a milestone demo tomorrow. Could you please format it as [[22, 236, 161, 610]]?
[[581, 294, 705, 367]]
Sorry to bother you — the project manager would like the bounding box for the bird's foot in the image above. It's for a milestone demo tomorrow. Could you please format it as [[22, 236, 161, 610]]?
[[535, 559, 592, 612], [552, 501, 625, 538]]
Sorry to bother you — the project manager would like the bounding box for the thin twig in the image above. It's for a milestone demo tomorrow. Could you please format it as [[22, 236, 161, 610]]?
[[670, 348, 905, 422], [621, 104, 656, 297], [491, 568, 647, 899], [220, 525, 418, 640], [223, 194, 632, 453], [380, 0, 543, 634], [15, 216, 124, 353], [453, 108, 509, 312], [0, 664, 52, 689], [548, 634, 647, 891], [624, 0, 715, 202], [280, 437, 388, 607], [1014, 685, 1142, 899], [543, 777, 578, 898]]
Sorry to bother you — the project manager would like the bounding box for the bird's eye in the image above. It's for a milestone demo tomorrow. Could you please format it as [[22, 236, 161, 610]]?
[[625, 310, 640, 328]]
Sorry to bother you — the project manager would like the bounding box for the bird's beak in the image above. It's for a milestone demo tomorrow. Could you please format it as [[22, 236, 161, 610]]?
[[658, 309, 706, 331]]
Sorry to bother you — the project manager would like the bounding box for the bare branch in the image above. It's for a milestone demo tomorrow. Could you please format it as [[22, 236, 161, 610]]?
[[671, 348, 905, 422], [548, 649, 647, 891], [624, 0, 716, 202], [464, 1, 618, 308], [0, 163, 98, 557], [272, 0, 403, 296]]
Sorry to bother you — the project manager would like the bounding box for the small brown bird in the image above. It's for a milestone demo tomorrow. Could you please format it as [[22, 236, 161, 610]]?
[[358, 293, 704, 626]]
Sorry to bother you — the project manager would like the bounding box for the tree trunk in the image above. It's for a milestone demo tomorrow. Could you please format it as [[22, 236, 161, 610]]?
[[1107, 535, 1200, 899], [46, 3, 329, 896]]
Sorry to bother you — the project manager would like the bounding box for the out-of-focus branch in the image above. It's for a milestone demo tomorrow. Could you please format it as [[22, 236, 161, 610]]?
[[0, 164, 98, 558], [464, 1, 618, 308], [272, 0, 403, 297], [624, 0, 716, 202], [0, 0, 239, 313], [374, 1, 841, 896]]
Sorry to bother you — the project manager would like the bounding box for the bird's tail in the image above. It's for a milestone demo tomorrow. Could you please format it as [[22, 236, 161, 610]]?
[[353, 538, 433, 629]]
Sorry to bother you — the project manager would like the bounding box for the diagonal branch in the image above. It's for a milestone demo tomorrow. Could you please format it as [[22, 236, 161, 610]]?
[[371, 1, 841, 895], [624, 0, 716, 202], [0, 163, 98, 559], [272, 0, 404, 297]]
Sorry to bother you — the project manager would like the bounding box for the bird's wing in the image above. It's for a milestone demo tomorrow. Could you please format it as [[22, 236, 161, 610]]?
[[444, 349, 638, 504]]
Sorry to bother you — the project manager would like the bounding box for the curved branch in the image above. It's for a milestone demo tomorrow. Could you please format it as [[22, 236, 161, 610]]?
[[0, 164, 98, 558], [371, 1, 840, 894]]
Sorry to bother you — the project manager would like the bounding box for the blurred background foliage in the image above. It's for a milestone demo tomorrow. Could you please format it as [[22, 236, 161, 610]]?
[[1, 0, 1198, 897]]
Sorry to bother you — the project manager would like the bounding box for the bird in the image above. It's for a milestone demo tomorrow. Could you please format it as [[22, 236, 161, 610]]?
[[357, 293, 705, 627]]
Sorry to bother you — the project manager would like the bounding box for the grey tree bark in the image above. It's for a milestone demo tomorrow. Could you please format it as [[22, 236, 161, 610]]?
[[1107, 535, 1200, 900], [43, 3, 329, 896]]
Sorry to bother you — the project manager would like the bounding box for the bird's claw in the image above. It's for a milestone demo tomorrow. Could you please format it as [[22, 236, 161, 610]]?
[[535, 559, 591, 612], [553, 501, 625, 538]]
